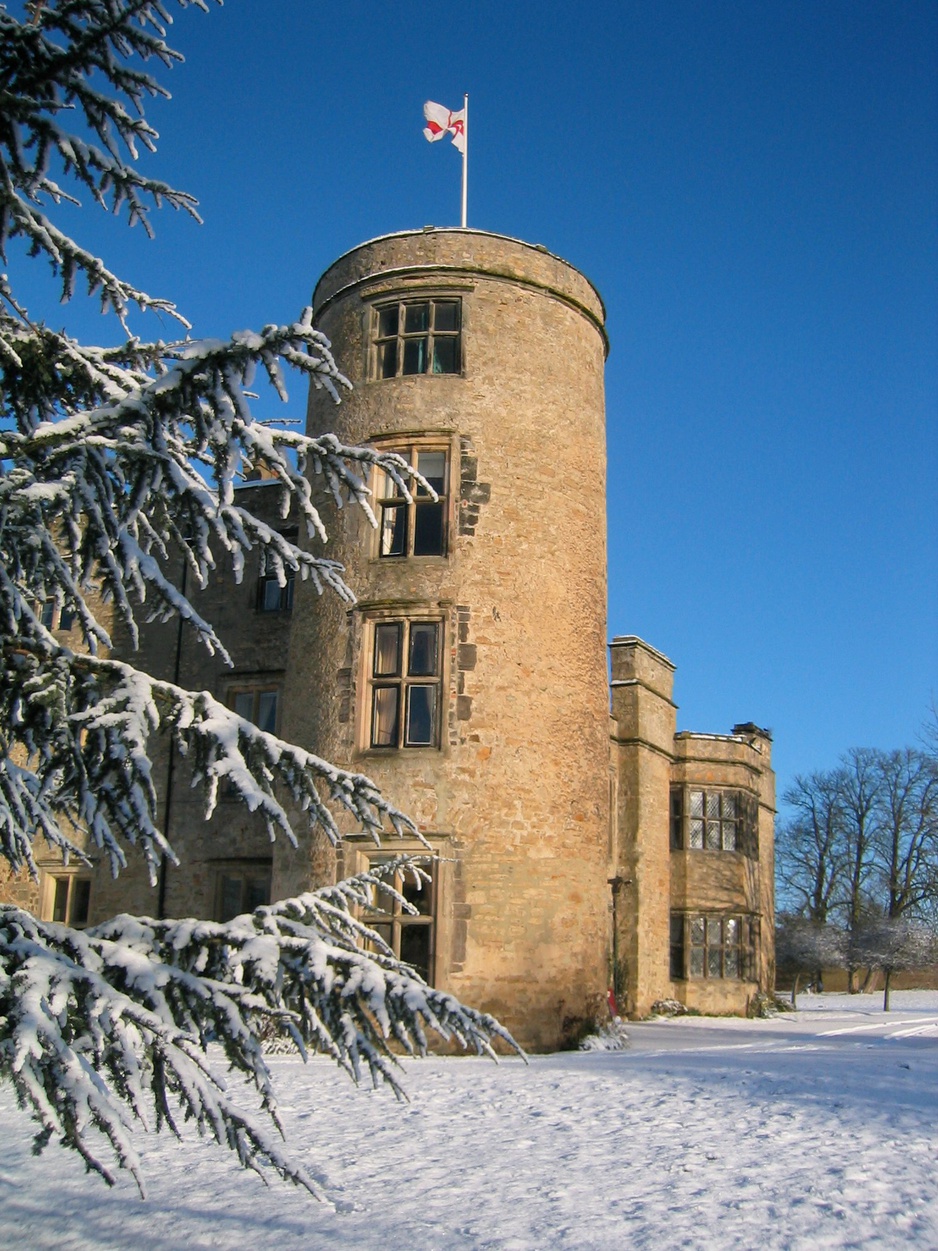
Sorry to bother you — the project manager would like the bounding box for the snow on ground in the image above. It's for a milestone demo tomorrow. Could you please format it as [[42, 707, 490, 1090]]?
[[2, 991, 936, 1250]]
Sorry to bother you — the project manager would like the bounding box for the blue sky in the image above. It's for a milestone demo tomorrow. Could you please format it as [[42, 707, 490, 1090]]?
[[10, 0, 937, 805]]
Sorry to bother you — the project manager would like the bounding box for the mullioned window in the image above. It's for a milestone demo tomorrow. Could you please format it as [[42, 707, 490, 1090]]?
[[670, 786, 758, 856], [372, 298, 461, 378]]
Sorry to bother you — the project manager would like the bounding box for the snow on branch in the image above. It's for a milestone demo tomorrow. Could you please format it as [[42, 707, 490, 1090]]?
[[1, 646, 423, 884], [0, 0, 210, 324], [0, 0, 509, 1200], [0, 314, 420, 661], [0, 906, 326, 1198], [0, 862, 517, 1196], [1, 189, 189, 327]]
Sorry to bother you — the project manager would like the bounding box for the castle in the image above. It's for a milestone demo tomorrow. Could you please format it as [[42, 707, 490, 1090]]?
[[21, 228, 775, 1048]]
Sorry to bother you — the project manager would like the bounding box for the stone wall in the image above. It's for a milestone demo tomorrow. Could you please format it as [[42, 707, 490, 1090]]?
[[287, 229, 611, 1049], [610, 635, 776, 1017]]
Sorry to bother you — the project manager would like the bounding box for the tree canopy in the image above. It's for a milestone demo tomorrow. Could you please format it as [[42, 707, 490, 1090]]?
[[0, 0, 513, 1196], [776, 736, 938, 1007]]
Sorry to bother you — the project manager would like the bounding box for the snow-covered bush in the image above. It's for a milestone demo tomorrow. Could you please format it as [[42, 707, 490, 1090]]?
[[0, 0, 514, 1195], [747, 991, 793, 1018], [849, 918, 938, 1011], [578, 1018, 630, 1051], [775, 914, 848, 1006], [649, 998, 688, 1018]]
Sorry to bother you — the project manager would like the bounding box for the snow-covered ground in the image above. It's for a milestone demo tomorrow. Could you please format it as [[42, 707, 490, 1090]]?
[[2, 991, 936, 1250]]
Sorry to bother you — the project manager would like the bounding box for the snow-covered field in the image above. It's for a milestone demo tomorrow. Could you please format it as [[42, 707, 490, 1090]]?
[[2, 991, 936, 1250]]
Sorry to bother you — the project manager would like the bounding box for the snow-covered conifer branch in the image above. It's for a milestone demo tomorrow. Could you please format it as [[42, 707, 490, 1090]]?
[[0, 905, 326, 1198], [0, 862, 516, 1197], [0, 644, 424, 883], [0, 0, 210, 321], [0, 303, 429, 889], [1, 187, 188, 326], [0, 315, 419, 657], [0, 0, 508, 1198]]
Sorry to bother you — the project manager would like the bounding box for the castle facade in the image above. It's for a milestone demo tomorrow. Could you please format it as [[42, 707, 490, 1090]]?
[[21, 229, 775, 1047]]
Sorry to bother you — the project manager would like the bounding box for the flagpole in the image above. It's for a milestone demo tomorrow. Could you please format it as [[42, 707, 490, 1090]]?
[[461, 93, 468, 228]]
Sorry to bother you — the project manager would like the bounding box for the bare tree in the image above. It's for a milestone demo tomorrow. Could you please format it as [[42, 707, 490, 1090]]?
[[776, 740, 938, 1001], [836, 749, 883, 991], [919, 701, 938, 757], [776, 770, 846, 927], [775, 913, 846, 1006], [850, 917, 938, 1011], [872, 748, 938, 924]]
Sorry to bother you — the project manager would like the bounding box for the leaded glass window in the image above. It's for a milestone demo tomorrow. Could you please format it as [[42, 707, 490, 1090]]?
[[671, 787, 756, 856], [671, 912, 756, 981]]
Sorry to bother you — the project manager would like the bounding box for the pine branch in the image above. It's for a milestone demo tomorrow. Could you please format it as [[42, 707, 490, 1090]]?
[[0, 0, 508, 1201], [0, 644, 424, 883], [0, 180, 190, 325], [0, 866, 518, 1197], [0, 317, 422, 659], [0, 2, 211, 329], [0, 906, 326, 1198], [0, 307, 427, 884]]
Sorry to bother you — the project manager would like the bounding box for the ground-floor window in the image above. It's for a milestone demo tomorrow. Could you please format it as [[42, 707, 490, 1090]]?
[[362, 857, 435, 983], [670, 912, 758, 980], [43, 872, 92, 926]]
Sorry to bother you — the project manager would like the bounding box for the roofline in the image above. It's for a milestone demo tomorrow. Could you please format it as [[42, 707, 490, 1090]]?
[[311, 228, 608, 356], [315, 226, 606, 319]]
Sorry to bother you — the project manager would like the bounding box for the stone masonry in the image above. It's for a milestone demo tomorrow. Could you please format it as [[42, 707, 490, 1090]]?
[[10, 228, 776, 1047], [283, 229, 613, 1049]]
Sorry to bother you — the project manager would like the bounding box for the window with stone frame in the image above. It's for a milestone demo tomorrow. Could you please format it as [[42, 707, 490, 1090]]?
[[222, 684, 281, 800], [670, 912, 758, 981], [257, 527, 297, 613], [670, 786, 758, 856], [44, 872, 92, 927], [374, 443, 449, 558], [229, 684, 280, 735], [362, 856, 435, 983], [215, 860, 272, 923], [367, 617, 442, 750], [372, 297, 461, 379], [38, 600, 76, 631]]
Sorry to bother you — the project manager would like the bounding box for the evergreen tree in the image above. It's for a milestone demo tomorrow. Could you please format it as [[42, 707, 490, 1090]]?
[[0, 0, 513, 1196]]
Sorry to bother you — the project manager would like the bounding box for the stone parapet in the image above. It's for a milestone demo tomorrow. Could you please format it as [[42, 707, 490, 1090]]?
[[313, 228, 606, 351]]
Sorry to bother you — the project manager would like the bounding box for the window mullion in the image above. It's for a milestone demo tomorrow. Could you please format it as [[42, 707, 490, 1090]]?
[[373, 298, 460, 380]]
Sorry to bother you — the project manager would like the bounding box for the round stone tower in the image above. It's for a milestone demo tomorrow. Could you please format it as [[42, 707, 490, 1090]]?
[[284, 228, 610, 1049]]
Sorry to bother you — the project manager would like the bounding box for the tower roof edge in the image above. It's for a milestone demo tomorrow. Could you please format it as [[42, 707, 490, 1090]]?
[[310, 227, 607, 348]]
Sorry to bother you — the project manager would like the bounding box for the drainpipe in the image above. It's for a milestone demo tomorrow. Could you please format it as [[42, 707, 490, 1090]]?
[[607, 875, 631, 1014], [157, 557, 187, 920]]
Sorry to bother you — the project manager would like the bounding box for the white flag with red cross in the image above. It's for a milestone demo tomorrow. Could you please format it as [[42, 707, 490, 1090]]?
[[423, 100, 467, 154]]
